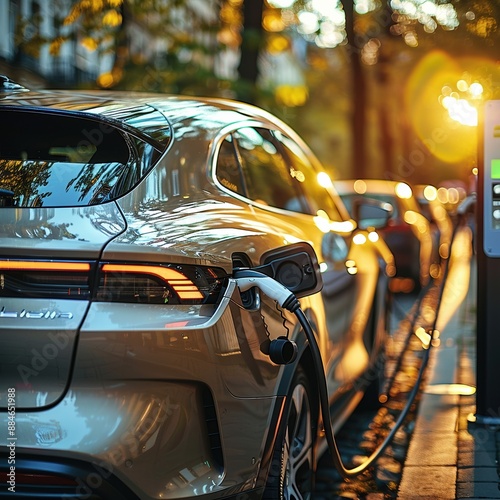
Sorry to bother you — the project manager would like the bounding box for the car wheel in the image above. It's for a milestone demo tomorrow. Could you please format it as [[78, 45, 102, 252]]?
[[264, 367, 316, 500]]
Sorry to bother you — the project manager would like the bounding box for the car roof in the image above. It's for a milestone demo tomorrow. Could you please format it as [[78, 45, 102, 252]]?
[[0, 85, 303, 159], [0, 87, 280, 130]]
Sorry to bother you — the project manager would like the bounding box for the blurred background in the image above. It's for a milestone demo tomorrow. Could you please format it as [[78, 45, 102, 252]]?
[[1, 0, 496, 196]]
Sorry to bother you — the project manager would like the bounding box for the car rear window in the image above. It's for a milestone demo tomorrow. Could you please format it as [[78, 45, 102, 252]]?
[[0, 109, 158, 207]]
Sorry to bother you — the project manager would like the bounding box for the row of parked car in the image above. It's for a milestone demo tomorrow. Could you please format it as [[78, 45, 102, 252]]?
[[0, 75, 453, 500], [335, 178, 454, 293]]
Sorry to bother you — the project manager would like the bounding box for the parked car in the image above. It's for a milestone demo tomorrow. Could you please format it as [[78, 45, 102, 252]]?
[[334, 179, 440, 293], [414, 184, 454, 261], [0, 77, 391, 499]]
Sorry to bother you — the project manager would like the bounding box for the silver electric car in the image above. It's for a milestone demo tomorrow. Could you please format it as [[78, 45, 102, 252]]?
[[0, 76, 390, 499]]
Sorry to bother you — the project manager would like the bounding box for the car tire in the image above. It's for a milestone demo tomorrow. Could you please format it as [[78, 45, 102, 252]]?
[[263, 367, 316, 500]]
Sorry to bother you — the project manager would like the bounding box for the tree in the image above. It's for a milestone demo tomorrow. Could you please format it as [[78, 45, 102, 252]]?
[[40, 0, 227, 94], [341, 0, 366, 179], [237, 0, 265, 103], [11, 0, 500, 185]]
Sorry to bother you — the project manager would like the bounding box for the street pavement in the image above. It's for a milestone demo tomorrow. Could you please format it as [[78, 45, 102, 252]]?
[[398, 225, 500, 499]]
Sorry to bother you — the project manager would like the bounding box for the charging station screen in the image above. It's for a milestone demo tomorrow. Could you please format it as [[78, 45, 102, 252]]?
[[492, 159, 500, 179]]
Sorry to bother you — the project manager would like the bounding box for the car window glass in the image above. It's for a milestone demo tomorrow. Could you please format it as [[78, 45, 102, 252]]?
[[341, 193, 400, 224], [215, 135, 246, 196], [274, 131, 343, 222], [232, 127, 308, 213], [0, 109, 154, 207]]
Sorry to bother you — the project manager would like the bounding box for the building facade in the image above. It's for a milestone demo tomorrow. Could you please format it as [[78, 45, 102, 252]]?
[[0, 0, 112, 88]]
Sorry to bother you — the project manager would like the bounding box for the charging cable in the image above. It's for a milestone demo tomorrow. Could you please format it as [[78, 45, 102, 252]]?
[[233, 254, 449, 478], [234, 267, 366, 476]]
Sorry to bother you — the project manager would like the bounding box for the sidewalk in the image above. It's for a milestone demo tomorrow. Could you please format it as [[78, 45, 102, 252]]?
[[397, 229, 500, 499]]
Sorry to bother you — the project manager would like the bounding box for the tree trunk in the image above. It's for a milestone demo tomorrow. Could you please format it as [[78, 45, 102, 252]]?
[[341, 0, 367, 179], [109, 1, 130, 87], [377, 0, 395, 179], [237, 0, 264, 103]]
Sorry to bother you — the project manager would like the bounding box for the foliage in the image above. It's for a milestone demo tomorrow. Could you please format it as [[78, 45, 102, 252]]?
[[10, 0, 500, 184]]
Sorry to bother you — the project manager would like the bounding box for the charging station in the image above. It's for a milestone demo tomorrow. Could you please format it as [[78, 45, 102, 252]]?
[[473, 100, 500, 424]]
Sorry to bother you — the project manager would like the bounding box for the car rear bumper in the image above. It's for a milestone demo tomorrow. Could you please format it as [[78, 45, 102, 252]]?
[[0, 453, 265, 499], [0, 379, 280, 499]]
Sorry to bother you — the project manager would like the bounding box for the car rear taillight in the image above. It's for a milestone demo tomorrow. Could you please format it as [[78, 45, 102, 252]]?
[[0, 260, 227, 304], [96, 263, 227, 305], [0, 260, 92, 299]]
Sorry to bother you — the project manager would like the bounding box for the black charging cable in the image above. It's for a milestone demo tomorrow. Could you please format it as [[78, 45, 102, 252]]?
[[234, 236, 456, 478]]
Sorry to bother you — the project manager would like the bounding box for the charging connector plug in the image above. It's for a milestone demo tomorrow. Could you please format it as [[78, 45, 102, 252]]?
[[233, 268, 300, 311], [234, 268, 299, 364]]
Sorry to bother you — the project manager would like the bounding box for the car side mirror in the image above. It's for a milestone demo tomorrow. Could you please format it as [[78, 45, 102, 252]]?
[[352, 197, 393, 230], [255, 242, 323, 298]]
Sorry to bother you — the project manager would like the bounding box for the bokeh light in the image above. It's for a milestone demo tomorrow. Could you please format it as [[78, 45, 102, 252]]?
[[438, 75, 484, 127], [353, 179, 367, 194], [317, 172, 333, 188], [423, 185, 437, 201], [395, 182, 413, 199], [267, 0, 296, 8], [266, 0, 346, 48], [404, 50, 500, 164]]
